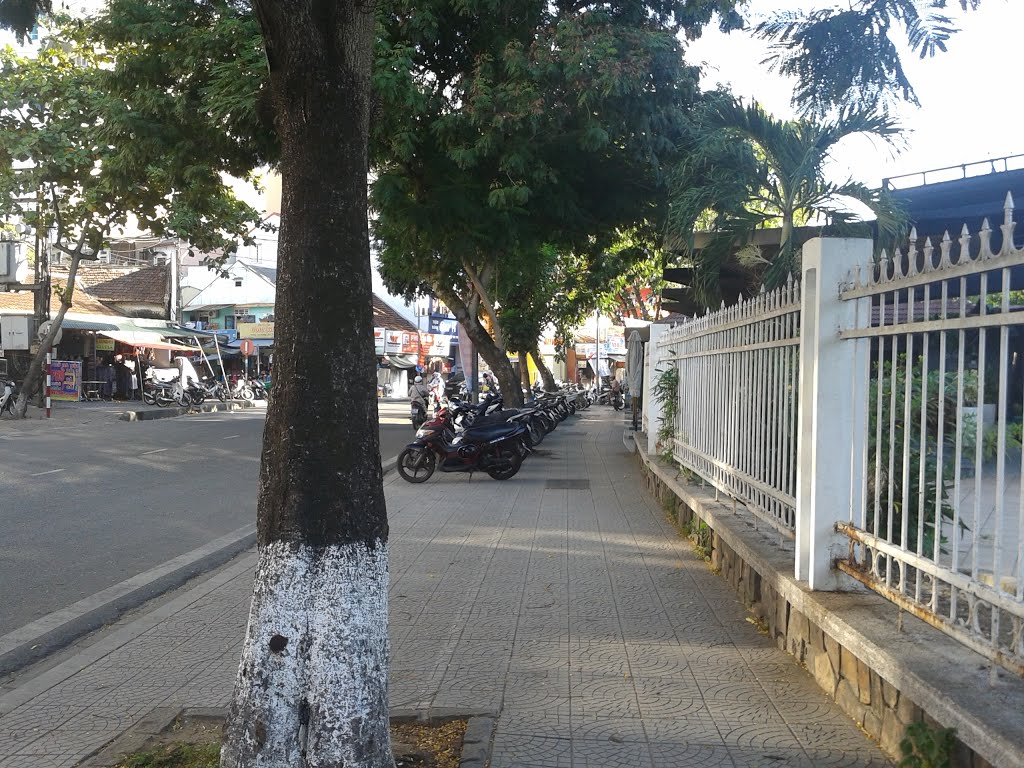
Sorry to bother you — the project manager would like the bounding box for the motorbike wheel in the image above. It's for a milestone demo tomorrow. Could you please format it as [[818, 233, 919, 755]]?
[[143, 390, 156, 406], [240, 386, 255, 402], [216, 385, 228, 403], [397, 447, 436, 483], [527, 419, 545, 447], [613, 398, 623, 411], [486, 448, 522, 481], [155, 393, 174, 407], [177, 390, 191, 408]]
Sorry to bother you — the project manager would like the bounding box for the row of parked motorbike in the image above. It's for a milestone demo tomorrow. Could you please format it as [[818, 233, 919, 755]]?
[[143, 370, 268, 408], [396, 386, 596, 484]]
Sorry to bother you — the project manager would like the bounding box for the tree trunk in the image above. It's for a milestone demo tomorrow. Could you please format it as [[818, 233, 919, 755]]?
[[221, 3, 392, 767], [517, 350, 530, 391], [14, 252, 83, 418], [531, 345, 557, 391], [438, 286, 522, 407]]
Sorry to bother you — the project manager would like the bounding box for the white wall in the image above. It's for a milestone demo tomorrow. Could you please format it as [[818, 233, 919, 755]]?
[[181, 262, 275, 308]]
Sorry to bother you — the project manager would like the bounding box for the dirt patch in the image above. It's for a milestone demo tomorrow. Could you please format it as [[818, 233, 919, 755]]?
[[106, 711, 468, 768]]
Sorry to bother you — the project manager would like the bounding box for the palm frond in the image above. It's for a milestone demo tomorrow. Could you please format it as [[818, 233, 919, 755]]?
[[753, 0, 976, 117]]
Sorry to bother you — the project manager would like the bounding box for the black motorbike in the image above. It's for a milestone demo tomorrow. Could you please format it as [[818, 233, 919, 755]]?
[[411, 399, 428, 430], [397, 406, 529, 483]]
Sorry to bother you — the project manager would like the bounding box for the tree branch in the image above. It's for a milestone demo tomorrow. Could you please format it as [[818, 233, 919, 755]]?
[[463, 258, 503, 350]]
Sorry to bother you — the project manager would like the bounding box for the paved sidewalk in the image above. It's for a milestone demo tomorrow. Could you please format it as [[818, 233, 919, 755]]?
[[0, 410, 891, 767]]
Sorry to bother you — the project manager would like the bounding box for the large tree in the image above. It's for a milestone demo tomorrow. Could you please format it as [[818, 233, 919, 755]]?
[[0, 19, 261, 417], [371, 0, 736, 404], [216, 2, 394, 766]]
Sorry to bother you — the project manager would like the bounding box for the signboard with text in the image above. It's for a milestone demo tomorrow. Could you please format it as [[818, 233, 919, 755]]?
[[49, 360, 81, 401], [374, 327, 385, 355], [237, 322, 275, 339]]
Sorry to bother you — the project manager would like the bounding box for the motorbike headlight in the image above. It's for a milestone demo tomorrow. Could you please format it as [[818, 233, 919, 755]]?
[[415, 429, 435, 439]]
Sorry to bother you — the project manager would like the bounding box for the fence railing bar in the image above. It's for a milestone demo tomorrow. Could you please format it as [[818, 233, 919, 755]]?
[[839, 523, 1024, 615], [993, 268, 1011, 600], [657, 302, 802, 346], [672, 437, 798, 509], [836, 557, 1024, 678], [840, 248, 1024, 299], [917, 293, 930, 605], [887, 294, 899, 591], [974, 271, 988, 585], [934, 280, 948, 580], [839, 311, 1024, 340], [901, 331, 915, 596]]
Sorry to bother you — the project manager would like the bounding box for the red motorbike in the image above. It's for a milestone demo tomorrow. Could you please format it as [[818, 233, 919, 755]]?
[[396, 407, 529, 483]]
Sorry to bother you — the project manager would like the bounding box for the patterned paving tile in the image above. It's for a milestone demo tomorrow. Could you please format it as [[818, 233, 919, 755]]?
[[490, 733, 572, 768]]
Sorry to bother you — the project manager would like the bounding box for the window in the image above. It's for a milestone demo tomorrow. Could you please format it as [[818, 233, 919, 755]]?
[[224, 315, 235, 330], [234, 278, 243, 287]]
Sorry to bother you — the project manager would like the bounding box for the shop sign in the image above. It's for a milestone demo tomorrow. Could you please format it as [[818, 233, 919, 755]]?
[[374, 327, 385, 355], [95, 337, 115, 352], [237, 321, 275, 339], [422, 333, 451, 356], [49, 360, 81, 401], [384, 330, 404, 354], [428, 316, 459, 336]]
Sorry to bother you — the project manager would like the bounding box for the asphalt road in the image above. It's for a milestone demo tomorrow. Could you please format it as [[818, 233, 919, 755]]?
[[0, 400, 416, 638]]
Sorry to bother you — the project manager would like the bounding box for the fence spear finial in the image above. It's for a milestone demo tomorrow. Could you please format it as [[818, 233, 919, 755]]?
[[940, 230, 953, 268], [954, 224, 970, 266], [976, 219, 992, 260]]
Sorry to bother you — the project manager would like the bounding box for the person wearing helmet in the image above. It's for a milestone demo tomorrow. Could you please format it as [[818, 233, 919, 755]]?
[[409, 374, 431, 409]]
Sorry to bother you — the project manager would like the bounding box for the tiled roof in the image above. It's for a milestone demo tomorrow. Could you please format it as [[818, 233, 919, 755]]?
[[70, 264, 169, 305], [372, 295, 417, 331], [248, 265, 277, 285], [0, 276, 121, 316]]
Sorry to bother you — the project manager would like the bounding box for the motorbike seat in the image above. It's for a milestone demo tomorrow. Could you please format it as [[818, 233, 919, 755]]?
[[460, 422, 523, 441]]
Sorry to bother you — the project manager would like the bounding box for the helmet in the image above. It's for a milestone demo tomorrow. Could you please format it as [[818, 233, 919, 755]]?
[[414, 375, 423, 383]]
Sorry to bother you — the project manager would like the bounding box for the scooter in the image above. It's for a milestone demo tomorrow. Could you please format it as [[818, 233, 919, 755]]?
[[397, 408, 529, 483], [0, 377, 16, 416], [411, 399, 428, 430]]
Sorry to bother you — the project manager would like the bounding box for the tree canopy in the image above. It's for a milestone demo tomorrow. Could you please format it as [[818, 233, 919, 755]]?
[[665, 97, 906, 308], [371, 0, 739, 398]]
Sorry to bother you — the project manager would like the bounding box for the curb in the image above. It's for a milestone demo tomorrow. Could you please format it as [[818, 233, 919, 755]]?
[[382, 451, 399, 476], [119, 400, 258, 421], [80, 707, 496, 768], [0, 524, 257, 678]]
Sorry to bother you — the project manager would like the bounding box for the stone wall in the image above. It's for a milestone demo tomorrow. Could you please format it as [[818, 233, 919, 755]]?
[[641, 457, 1003, 768]]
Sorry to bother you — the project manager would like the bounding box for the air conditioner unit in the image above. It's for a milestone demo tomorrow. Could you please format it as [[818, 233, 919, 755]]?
[[97, 249, 111, 264]]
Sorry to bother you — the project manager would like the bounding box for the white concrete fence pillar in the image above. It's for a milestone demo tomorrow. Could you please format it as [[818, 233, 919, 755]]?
[[645, 323, 668, 456], [796, 238, 872, 589]]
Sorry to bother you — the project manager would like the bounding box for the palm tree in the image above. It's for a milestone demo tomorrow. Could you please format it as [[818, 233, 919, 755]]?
[[666, 97, 907, 307], [755, 0, 982, 118]]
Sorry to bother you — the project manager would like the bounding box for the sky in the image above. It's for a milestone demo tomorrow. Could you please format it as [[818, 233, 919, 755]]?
[[684, 1, 1021, 189]]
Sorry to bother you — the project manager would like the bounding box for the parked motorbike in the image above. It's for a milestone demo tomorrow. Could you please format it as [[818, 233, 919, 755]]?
[[0, 377, 16, 416], [397, 407, 529, 483]]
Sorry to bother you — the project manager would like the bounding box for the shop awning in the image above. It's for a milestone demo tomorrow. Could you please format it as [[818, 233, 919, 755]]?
[[97, 330, 197, 351], [61, 319, 121, 331]]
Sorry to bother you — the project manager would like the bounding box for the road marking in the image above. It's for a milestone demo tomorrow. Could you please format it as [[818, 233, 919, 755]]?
[[30, 468, 65, 477], [222, 434, 240, 440], [142, 448, 169, 455]]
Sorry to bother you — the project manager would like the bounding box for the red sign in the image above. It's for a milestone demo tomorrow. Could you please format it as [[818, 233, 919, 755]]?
[[239, 339, 256, 357]]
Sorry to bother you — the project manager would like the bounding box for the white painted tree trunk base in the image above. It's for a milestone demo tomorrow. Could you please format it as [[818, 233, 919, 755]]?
[[221, 540, 393, 768]]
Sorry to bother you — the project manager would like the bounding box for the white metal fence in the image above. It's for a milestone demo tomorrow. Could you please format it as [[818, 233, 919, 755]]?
[[837, 201, 1024, 675], [657, 280, 801, 536], [648, 210, 1024, 675]]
